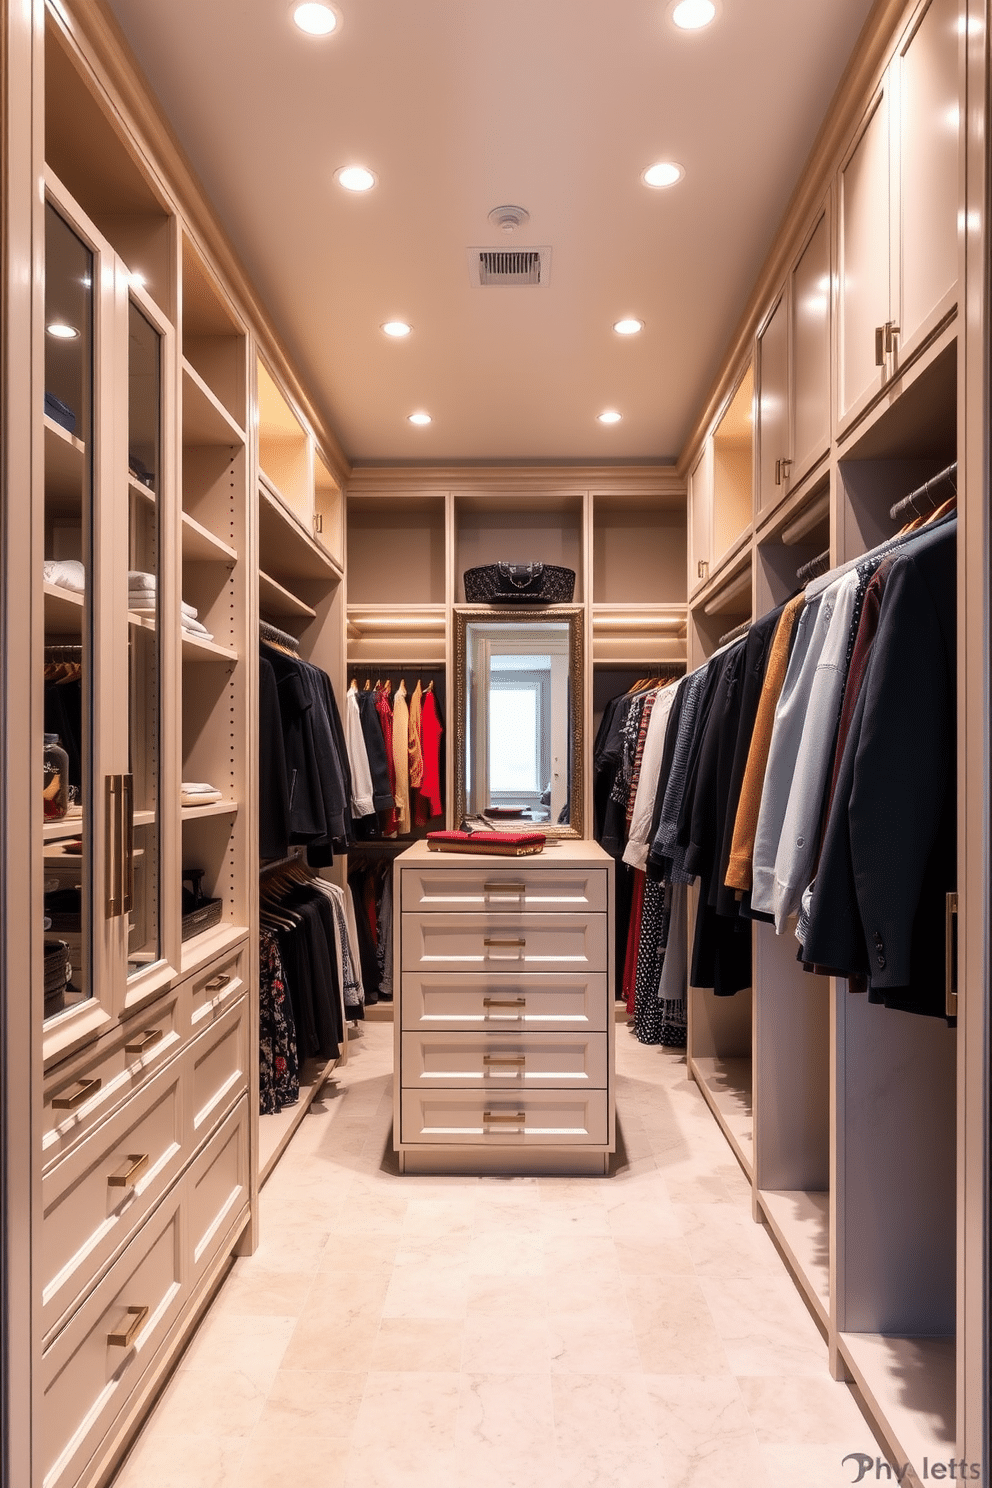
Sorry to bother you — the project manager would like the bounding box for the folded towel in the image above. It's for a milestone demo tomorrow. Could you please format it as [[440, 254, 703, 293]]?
[[43, 559, 85, 593], [181, 616, 214, 641], [181, 787, 223, 807], [182, 782, 220, 794]]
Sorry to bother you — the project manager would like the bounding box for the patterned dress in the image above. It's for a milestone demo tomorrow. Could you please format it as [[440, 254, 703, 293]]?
[[259, 928, 300, 1114]]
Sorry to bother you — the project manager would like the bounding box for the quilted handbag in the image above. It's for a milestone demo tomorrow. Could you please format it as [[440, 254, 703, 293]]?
[[463, 562, 575, 604]]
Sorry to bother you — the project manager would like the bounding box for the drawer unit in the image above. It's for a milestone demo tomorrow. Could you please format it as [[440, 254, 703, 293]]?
[[401, 972, 609, 1032], [189, 993, 249, 1141], [43, 990, 184, 1171], [394, 841, 614, 1173], [187, 1097, 249, 1283], [402, 912, 608, 974], [401, 1088, 610, 1146], [401, 865, 609, 914], [401, 1031, 609, 1090], [188, 941, 248, 1034], [42, 1183, 186, 1488], [41, 1059, 185, 1341]]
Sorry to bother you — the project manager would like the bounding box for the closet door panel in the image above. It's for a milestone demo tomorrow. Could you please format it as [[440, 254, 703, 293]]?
[[756, 290, 790, 514], [401, 912, 608, 974], [401, 1031, 609, 1090], [689, 441, 713, 593], [838, 87, 892, 428], [791, 211, 831, 482], [401, 972, 609, 1032], [897, 0, 960, 361]]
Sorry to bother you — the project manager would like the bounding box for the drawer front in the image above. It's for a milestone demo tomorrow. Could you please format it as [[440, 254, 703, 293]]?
[[401, 1088, 609, 1146], [43, 991, 183, 1171], [401, 866, 608, 914], [188, 1097, 250, 1284], [42, 1185, 185, 1488], [401, 972, 609, 1032], [188, 943, 248, 1034], [189, 994, 249, 1142], [401, 1031, 608, 1090], [402, 913, 608, 974], [42, 1061, 185, 1341]]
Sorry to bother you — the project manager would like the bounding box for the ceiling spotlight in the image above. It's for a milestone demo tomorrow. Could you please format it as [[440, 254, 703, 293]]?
[[408, 411, 432, 426], [613, 318, 644, 336], [336, 165, 376, 193], [642, 161, 685, 188], [293, 3, 339, 35], [46, 322, 78, 338], [670, 0, 718, 30], [598, 410, 622, 424], [382, 321, 412, 337]]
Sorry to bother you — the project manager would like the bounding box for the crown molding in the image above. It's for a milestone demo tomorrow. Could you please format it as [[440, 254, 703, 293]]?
[[347, 464, 685, 498]]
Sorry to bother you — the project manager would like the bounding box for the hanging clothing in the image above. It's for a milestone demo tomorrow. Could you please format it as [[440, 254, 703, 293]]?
[[408, 679, 425, 790], [345, 683, 376, 821], [392, 681, 411, 834], [259, 929, 300, 1114], [414, 686, 444, 823], [374, 685, 400, 837]]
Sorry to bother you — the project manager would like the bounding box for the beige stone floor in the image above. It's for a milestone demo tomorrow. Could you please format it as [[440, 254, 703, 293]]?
[[112, 1018, 880, 1488]]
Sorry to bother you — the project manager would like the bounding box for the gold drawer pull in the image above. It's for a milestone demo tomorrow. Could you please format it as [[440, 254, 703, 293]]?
[[483, 882, 527, 894], [108, 1153, 149, 1189], [107, 1304, 149, 1349], [53, 1077, 101, 1110], [483, 1055, 526, 1066], [484, 938, 526, 948], [483, 1110, 526, 1124], [204, 973, 232, 992], [483, 997, 527, 1009], [125, 1028, 163, 1055]]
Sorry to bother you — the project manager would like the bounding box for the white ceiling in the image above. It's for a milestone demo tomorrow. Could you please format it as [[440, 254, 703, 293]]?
[[105, 0, 876, 465]]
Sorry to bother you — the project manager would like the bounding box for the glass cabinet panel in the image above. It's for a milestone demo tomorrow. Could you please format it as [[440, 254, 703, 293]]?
[[126, 299, 163, 979], [42, 202, 94, 1021]]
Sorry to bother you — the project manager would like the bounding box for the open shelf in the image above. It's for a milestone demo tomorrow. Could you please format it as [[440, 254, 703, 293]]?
[[181, 511, 237, 564], [259, 1054, 341, 1186], [839, 1332, 956, 1475], [259, 569, 317, 622], [258, 359, 310, 524], [757, 1189, 830, 1327], [181, 631, 238, 663], [42, 811, 84, 842], [43, 581, 83, 632], [181, 234, 246, 428], [182, 359, 246, 447], [181, 800, 239, 821], [128, 473, 155, 507], [689, 1054, 754, 1177], [259, 478, 341, 583]]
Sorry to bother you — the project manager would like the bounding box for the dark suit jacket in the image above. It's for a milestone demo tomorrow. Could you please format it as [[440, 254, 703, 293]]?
[[802, 517, 956, 1019]]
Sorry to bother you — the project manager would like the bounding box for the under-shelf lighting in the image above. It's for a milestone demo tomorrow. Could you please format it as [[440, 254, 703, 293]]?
[[335, 165, 376, 193], [46, 322, 78, 339], [292, 3, 340, 35], [642, 161, 685, 189]]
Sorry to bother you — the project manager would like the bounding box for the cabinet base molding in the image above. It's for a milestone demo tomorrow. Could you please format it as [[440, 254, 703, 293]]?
[[397, 1144, 610, 1176]]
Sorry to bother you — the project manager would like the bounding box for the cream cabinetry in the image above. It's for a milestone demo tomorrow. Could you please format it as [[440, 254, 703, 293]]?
[[394, 840, 614, 1174], [838, 0, 959, 431]]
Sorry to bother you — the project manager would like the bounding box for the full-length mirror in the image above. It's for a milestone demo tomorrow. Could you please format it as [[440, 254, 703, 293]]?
[[454, 607, 584, 837]]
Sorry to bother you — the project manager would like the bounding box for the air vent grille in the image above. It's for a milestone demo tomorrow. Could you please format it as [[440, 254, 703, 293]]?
[[468, 246, 552, 287]]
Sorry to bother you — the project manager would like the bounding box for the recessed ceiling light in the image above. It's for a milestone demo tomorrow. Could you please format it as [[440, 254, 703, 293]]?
[[613, 318, 644, 336], [642, 161, 685, 189], [670, 0, 718, 30], [408, 411, 432, 426], [292, 3, 339, 35], [46, 322, 78, 339], [598, 410, 622, 424], [336, 165, 376, 193], [382, 321, 412, 338]]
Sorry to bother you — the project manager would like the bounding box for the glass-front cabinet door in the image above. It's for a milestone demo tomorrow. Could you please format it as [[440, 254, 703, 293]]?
[[42, 174, 177, 1056]]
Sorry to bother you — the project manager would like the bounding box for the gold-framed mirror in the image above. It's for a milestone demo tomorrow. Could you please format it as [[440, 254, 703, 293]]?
[[453, 606, 585, 839]]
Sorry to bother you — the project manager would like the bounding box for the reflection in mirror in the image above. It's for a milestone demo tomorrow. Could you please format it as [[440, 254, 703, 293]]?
[[455, 609, 584, 838]]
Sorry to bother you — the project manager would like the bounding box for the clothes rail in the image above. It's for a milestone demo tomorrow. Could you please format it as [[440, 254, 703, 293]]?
[[260, 619, 299, 652], [888, 461, 957, 522], [797, 548, 830, 584], [717, 619, 751, 647]]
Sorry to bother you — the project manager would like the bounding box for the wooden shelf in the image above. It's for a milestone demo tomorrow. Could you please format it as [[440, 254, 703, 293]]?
[[839, 1332, 956, 1475], [43, 581, 84, 633], [757, 1189, 830, 1328], [42, 812, 84, 841], [181, 800, 239, 821], [181, 630, 238, 663], [180, 922, 249, 978], [128, 473, 155, 506], [44, 416, 86, 509], [182, 358, 246, 446], [181, 510, 237, 563], [259, 569, 316, 622], [689, 1054, 754, 1178], [259, 1054, 341, 1186], [259, 477, 341, 583]]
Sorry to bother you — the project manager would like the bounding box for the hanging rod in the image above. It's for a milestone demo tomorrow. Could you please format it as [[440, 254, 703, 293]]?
[[888, 461, 957, 522], [781, 490, 830, 546], [717, 619, 751, 647], [259, 619, 300, 652], [797, 548, 831, 585]]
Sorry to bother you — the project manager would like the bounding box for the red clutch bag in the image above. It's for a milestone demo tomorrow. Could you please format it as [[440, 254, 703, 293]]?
[[426, 829, 546, 856]]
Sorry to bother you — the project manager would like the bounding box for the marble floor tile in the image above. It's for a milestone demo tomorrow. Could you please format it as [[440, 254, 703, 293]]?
[[552, 1373, 670, 1488], [178, 1313, 298, 1388], [760, 1443, 885, 1487], [737, 1374, 873, 1444], [343, 1370, 464, 1488], [211, 1264, 315, 1318], [141, 1367, 267, 1440], [251, 1369, 367, 1437], [699, 1274, 829, 1377], [466, 1273, 552, 1316], [112, 1434, 247, 1488], [370, 1316, 465, 1371], [462, 1312, 553, 1373], [674, 1198, 784, 1279], [640, 1373, 766, 1488], [237, 1433, 349, 1488], [457, 1374, 559, 1488], [549, 1310, 643, 1374], [624, 1274, 732, 1376], [381, 1258, 470, 1318]]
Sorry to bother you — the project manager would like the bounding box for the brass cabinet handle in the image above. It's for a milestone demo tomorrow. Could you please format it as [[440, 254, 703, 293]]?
[[105, 775, 121, 918], [775, 458, 792, 486], [121, 773, 134, 915], [483, 881, 527, 894], [204, 973, 231, 992], [946, 891, 959, 1019], [875, 325, 886, 366], [53, 1077, 102, 1110], [697, 560, 709, 580], [483, 997, 527, 1009], [483, 1055, 526, 1066], [484, 938, 526, 948], [483, 1111, 526, 1124], [107, 1304, 149, 1349], [108, 1153, 149, 1189], [885, 321, 900, 354], [125, 1028, 163, 1055]]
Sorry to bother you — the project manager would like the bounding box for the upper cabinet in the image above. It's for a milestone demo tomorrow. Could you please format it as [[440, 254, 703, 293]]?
[[837, 0, 959, 432], [689, 368, 754, 598]]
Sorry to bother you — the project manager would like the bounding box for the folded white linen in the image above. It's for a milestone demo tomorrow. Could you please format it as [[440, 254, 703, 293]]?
[[181, 615, 214, 640], [43, 559, 85, 592]]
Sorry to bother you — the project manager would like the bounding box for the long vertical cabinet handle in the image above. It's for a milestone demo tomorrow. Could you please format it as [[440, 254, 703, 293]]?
[[121, 773, 134, 914], [875, 326, 886, 367], [945, 891, 959, 1019], [105, 775, 121, 918]]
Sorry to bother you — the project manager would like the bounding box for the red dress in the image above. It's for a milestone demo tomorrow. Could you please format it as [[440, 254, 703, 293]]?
[[413, 687, 444, 824]]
